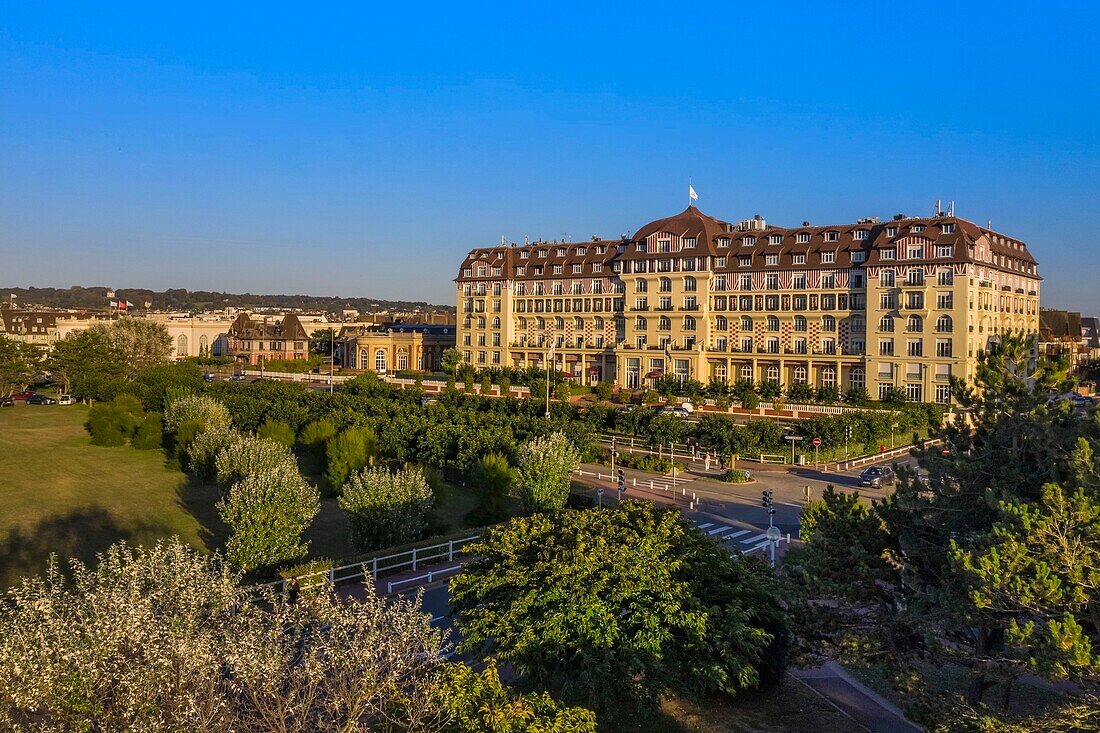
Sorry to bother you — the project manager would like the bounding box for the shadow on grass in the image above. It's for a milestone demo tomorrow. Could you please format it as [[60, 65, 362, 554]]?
[[0, 506, 168, 588], [176, 474, 230, 551]]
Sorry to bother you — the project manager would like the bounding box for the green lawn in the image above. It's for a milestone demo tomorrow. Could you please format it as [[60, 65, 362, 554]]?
[[0, 403, 207, 587], [0, 404, 502, 586]]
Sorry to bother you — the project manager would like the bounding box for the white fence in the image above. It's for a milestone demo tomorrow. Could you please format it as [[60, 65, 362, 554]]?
[[255, 534, 481, 597], [839, 439, 941, 470]]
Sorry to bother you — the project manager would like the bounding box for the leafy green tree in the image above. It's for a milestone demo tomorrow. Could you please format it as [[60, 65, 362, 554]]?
[[164, 393, 231, 434], [0, 336, 41, 396], [757, 380, 782, 399], [325, 426, 378, 491], [741, 391, 760, 409], [434, 664, 596, 732], [298, 418, 337, 448], [470, 453, 513, 524], [256, 418, 295, 448], [451, 501, 791, 712], [441, 347, 462, 376], [185, 424, 239, 478], [131, 412, 164, 450], [338, 465, 434, 551], [45, 328, 125, 398], [515, 432, 579, 513], [217, 463, 320, 572], [615, 405, 652, 437], [592, 381, 614, 401], [93, 319, 174, 378], [843, 385, 870, 405], [786, 383, 815, 403], [87, 397, 144, 446], [816, 384, 841, 404], [644, 413, 686, 455], [881, 385, 908, 406], [309, 326, 337, 354]]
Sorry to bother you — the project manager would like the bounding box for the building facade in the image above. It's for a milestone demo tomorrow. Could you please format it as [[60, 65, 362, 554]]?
[[227, 313, 315, 365], [338, 324, 454, 374], [455, 206, 1041, 403]]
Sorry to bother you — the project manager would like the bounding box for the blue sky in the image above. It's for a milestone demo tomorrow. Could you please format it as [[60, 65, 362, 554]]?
[[1, 2, 1097, 311]]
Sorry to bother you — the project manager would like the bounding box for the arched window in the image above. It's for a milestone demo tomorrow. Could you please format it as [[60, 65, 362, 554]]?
[[880, 315, 894, 332], [360, 349, 369, 369], [397, 349, 408, 370], [555, 317, 564, 330], [463, 317, 472, 329], [767, 316, 779, 332], [714, 363, 726, 380], [375, 349, 387, 373], [715, 315, 728, 331], [537, 317, 545, 330], [849, 366, 865, 388], [794, 315, 807, 332], [199, 334, 209, 354], [636, 279, 648, 292], [937, 315, 953, 332], [659, 277, 672, 292], [766, 365, 779, 382], [740, 316, 753, 331], [177, 334, 188, 356], [822, 366, 837, 387], [822, 315, 836, 332], [684, 276, 696, 292], [740, 365, 753, 381], [658, 316, 671, 331], [851, 315, 865, 332], [683, 316, 696, 330], [477, 316, 485, 328], [635, 317, 647, 330], [518, 317, 527, 330], [574, 317, 584, 329], [594, 316, 604, 329], [794, 366, 808, 383], [907, 315, 923, 332], [491, 317, 500, 329]]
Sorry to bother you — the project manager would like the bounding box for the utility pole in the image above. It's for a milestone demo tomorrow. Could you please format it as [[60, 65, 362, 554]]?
[[670, 441, 676, 491], [330, 328, 336, 395], [762, 489, 780, 568], [544, 343, 555, 419]]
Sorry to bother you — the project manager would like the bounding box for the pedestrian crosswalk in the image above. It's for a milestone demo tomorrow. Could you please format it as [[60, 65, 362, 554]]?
[[692, 520, 778, 554]]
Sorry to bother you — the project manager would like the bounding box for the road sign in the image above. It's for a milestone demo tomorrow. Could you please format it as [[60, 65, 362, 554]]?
[[812, 437, 822, 448]]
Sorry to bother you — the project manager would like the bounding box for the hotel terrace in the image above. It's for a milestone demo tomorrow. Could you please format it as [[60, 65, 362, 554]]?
[[455, 206, 1040, 403]]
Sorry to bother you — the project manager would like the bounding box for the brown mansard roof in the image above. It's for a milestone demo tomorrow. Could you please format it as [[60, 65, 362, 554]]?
[[456, 207, 1039, 282]]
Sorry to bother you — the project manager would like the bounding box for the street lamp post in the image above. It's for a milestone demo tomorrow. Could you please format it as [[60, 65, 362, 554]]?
[[544, 343, 555, 419], [330, 329, 336, 395]]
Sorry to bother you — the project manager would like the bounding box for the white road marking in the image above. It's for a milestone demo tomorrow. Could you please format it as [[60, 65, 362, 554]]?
[[745, 541, 771, 553], [723, 529, 752, 540], [707, 525, 732, 536], [741, 533, 769, 545], [696, 522, 714, 530]]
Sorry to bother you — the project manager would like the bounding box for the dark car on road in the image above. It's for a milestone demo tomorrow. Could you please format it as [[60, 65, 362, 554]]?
[[202, 372, 216, 382], [27, 394, 57, 405], [228, 374, 246, 382], [1, 396, 14, 407], [858, 465, 896, 488]]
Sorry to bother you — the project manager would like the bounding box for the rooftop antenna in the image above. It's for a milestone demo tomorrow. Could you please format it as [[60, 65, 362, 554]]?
[[949, 201, 955, 217], [935, 199, 942, 216], [501, 235, 506, 246]]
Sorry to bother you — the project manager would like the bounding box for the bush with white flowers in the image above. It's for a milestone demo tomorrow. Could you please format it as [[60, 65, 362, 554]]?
[[217, 464, 320, 572]]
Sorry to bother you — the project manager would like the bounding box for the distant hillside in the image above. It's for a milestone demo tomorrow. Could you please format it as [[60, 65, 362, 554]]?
[[1, 286, 454, 314]]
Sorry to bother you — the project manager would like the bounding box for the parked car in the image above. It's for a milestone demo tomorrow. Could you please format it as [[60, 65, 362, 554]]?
[[858, 465, 896, 488], [202, 372, 216, 383], [57, 394, 75, 405], [228, 374, 246, 382], [27, 394, 57, 405], [9, 391, 35, 401], [0, 396, 14, 407], [659, 405, 691, 418]]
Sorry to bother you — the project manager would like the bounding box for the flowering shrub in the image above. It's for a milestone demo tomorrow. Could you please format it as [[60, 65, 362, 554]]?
[[164, 393, 231, 433], [339, 465, 434, 552], [217, 465, 320, 572], [515, 432, 579, 513], [215, 434, 296, 487], [187, 424, 240, 479]]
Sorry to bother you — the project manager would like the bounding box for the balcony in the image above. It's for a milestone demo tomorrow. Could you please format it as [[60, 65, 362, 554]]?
[[680, 305, 700, 311]]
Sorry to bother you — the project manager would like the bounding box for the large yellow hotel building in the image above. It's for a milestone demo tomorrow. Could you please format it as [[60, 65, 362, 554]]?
[[455, 206, 1039, 403]]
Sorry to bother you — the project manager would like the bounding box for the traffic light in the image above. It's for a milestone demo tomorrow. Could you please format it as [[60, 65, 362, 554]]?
[[617, 468, 626, 492], [844, 425, 852, 441], [761, 489, 773, 509]]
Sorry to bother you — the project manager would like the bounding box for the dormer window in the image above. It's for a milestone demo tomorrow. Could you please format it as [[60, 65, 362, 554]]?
[[881, 248, 896, 260], [912, 225, 925, 233], [718, 237, 731, 248], [851, 251, 866, 263], [519, 251, 529, 259], [556, 248, 566, 257], [516, 267, 526, 276], [739, 256, 751, 267], [577, 247, 587, 256], [770, 234, 782, 245], [855, 230, 868, 240], [538, 249, 548, 257], [821, 251, 835, 263], [595, 245, 606, 254], [886, 227, 898, 237], [462, 268, 472, 277], [683, 237, 696, 248], [797, 233, 810, 243], [825, 231, 839, 242], [744, 236, 756, 246], [793, 254, 806, 265], [941, 223, 955, 234], [477, 265, 487, 276]]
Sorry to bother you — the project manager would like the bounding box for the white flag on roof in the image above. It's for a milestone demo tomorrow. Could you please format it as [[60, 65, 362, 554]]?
[[689, 184, 698, 202]]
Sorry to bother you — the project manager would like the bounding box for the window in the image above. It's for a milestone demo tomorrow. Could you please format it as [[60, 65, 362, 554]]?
[[741, 337, 753, 352], [719, 237, 730, 248], [797, 233, 810, 243], [766, 365, 779, 381], [375, 349, 387, 373], [941, 223, 955, 234], [880, 293, 896, 309], [852, 251, 867, 263], [912, 225, 925, 233], [794, 315, 807, 332], [936, 338, 952, 357], [658, 296, 672, 310], [715, 315, 728, 330], [794, 338, 807, 354], [740, 316, 753, 331], [793, 254, 806, 265], [822, 315, 836, 331], [937, 293, 953, 309], [936, 245, 954, 258], [850, 367, 865, 389], [658, 316, 671, 330], [770, 234, 783, 245], [907, 315, 923, 332], [880, 315, 894, 332], [907, 269, 924, 286], [822, 366, 837, 387], [936, 315, 953, 332], [765, 254, 779, 266], [880, 269, 895, 287], [765, 273, 779, 289], [658, 277, 671, 292], [821, 338, 836, 354], [906, 292, 925, 309], [908, 245, 923, 259], [907, 384, 923, 402], [879, 338, 894, 355], [794, 366, 808, 383], [907, 339, 923, 356], [821, 251, 835, 263], [519, 251, 529, 259], [684, 316, 697, 330], [793, 273, 807, 289], [825, 231, 839, 241], [636, 279, 648, 292], [938, 269, 954, 286], [740, 365, 753, 381], [738, 256, 752, 267], [851, 315, 865, 332], [553, 265, 563, 275], [634, 316, 646, 330], [572, 264, 582, 274], [684, 276, 696, 291], [855, 230, 868, 240], [881, 248, 896, 260], [767, 316, 780, 332], [886, 227, 898, 237]]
